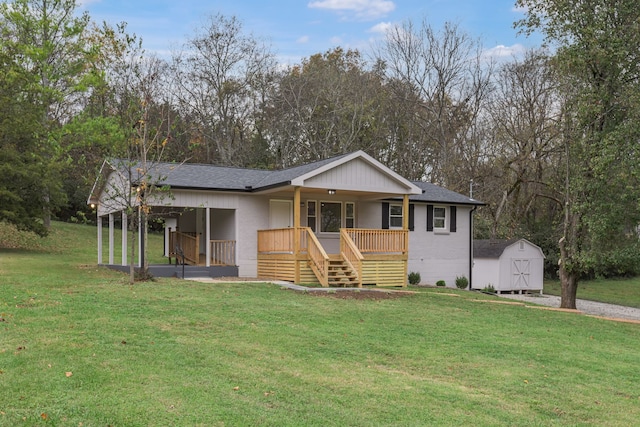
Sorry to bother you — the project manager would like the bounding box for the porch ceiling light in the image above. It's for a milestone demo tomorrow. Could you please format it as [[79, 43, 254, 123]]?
[[328, 189, 336, 195]]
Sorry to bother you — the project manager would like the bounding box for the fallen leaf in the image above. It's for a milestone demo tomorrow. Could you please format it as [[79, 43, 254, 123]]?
[[41, 413, 48, 420], [65, 372, 73, 377], [524, 379, 529, 384], [233, 386, 240, 391]]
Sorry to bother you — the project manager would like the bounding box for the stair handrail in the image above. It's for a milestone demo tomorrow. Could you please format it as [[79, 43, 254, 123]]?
[[340, 229, 363, 287], [169, 230, 199, 265], [306, 228, 329, 287]]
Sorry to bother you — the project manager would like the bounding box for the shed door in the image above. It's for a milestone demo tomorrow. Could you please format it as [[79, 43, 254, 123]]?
[[269, 200, 292, 229], [511, 259, 530, 289]]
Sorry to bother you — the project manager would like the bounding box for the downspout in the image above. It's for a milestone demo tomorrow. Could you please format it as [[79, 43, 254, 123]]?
[[469, 205, 477, 290]]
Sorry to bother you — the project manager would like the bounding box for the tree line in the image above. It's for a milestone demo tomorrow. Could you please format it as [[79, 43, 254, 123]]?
[[2, 0, 640, 307]]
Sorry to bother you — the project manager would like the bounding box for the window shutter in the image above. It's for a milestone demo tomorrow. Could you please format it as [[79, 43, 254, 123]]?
[[382, 202, 389, 229], [409, 204, 415, 231], [426, 204, 434, 231], [450, 206, 457, 232]]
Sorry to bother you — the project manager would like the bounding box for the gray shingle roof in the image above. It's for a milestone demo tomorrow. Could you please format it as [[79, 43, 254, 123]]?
[[112, 152, 354, 192], [107, 153, 484, 207], [473, 239, 518, 258], [405, 181, 485, 206]]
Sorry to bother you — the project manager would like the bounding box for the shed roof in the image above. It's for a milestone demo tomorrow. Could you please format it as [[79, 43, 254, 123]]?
[[473, 239, 545, 259]]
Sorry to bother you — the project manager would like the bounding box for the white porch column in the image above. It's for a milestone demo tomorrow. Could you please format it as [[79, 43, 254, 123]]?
[[121, 212, 128, 266], [97, 215, 103, 265], [205, 207, 211, 267], [108, 213, 114, 265]]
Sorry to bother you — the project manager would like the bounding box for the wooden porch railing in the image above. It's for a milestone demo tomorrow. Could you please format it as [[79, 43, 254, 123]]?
[[169, 231, 200, 265], [257, 227, 308, 253], [307, 229, 329, 287], [258, 227, 407, 287], [210, 240, 236, 266], [340, 229, 363, 287], [345, 229, 408, 254]]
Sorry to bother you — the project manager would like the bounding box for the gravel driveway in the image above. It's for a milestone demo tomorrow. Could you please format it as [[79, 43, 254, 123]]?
[[499, 293, 640, 322]]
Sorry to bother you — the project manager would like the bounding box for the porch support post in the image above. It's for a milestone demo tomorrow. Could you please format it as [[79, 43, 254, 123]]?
[[402, 194, 409, 231], [293, 186, 301, 284], [108, 213, 114, 265], [402, 194, 409, 287], [205, 207, 211, 267], [121, 211, 128, 266], [97, 214, 103, 265]]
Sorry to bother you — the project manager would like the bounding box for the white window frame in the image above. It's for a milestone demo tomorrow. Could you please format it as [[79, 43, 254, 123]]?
[[433, 206, 447, 231], [389, 203, 403, 229]]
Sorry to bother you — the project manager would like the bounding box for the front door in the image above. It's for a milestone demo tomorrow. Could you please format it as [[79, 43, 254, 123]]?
[[269, 200, 292, 229]]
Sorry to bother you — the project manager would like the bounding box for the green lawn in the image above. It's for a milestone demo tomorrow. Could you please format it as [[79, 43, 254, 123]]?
[[545, 278, 640, 308], [1, 222, 640, 426]]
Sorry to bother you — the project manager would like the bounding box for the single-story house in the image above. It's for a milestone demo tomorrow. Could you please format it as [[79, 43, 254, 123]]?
[[472, 239, 545, 294], [88, 150, 484, 287]]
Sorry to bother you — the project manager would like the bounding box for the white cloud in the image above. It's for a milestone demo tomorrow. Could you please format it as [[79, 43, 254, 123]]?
[[330, 36, 343, 44], [483, 44, 526, 59], [368, 21, 392, 34], [308, 0, 396, 20], [297, 35, 310, 44]]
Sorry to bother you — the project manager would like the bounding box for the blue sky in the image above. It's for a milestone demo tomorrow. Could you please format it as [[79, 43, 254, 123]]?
[[80, 0, 541, 64]]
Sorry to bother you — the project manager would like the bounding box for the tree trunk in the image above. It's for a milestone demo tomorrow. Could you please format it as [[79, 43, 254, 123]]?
[[559, 260, 578, 309], [558, 236, 578, 309], [129, 216, 136, 285]]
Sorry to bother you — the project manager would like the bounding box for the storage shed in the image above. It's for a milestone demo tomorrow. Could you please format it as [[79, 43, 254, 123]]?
[[472, 239, 545, 294]]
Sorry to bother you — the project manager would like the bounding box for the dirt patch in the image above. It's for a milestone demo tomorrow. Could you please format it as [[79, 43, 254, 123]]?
[[303, 289, 414, 300]]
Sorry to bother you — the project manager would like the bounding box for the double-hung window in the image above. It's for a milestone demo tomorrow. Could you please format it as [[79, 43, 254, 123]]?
[[389, 204, 403, 228], [433, 206, 447, 230]]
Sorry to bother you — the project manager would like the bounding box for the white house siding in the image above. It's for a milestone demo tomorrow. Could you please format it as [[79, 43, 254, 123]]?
[[304, 158, 409, 194], [472, 259, 500, 290], [235, 195, 270, 277], [358, 201, 472, 287], [407, 204, 471, 287], [168, 190, 239, 209], [97, 172, 131, 216]]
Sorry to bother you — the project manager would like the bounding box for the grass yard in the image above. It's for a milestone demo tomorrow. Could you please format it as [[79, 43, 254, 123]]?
[[1, 222, 640, 426], [545, 278, 640, 308]]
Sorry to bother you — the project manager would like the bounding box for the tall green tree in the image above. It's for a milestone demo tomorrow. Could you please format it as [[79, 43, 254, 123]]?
[[0, 0, 95, 230], [516, 0, 640, 308], [0, 33, 49, 236]]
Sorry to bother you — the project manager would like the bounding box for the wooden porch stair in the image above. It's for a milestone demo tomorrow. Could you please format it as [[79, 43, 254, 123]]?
[[326, 256, 359, 287]]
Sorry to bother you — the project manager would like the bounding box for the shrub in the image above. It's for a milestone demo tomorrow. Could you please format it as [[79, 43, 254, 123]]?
[[482, 284, 496, 293], [408, 272, 421, 285], [436, 280, 446, 287], [455, 275, 469, 289]]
